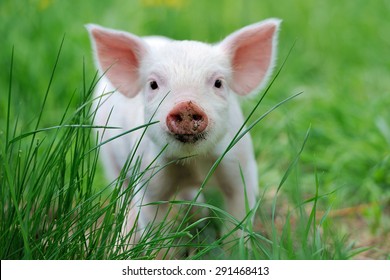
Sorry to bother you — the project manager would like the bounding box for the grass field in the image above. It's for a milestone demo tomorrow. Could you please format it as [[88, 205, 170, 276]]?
[[1, 0, 389, 259]]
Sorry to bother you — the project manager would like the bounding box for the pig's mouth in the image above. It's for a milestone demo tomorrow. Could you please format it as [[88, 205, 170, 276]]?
[[172, 132, 207, 144]]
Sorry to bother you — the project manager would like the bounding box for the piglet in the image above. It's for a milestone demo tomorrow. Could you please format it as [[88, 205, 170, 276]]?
[[87, 19, 281, 245]]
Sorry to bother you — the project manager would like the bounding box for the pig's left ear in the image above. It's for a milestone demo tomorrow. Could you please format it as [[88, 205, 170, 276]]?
[[219, 19, 281, 96]]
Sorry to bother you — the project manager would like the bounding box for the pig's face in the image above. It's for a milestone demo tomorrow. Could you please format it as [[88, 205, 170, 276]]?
[[140, 41, 232, 156], [88, 19, 281, 157]]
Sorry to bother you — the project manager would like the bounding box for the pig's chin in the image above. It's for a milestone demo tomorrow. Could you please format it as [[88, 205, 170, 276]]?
[[172, 132, 207, 144], [163, 131, 215, 157]]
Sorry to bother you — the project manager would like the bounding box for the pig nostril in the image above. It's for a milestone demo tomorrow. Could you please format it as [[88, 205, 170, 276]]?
[[174, 114, 183, 123], [192, 114, 202, 121]]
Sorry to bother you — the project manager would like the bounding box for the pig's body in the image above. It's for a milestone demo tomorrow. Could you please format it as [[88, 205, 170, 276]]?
[[94, 72, 257, 236], [88, 19, 281, 242]]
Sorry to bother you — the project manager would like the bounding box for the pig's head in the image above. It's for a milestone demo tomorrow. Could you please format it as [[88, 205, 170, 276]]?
[[87, 19, 281, 157]]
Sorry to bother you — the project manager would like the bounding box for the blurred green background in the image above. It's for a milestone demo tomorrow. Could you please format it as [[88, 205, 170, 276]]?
[[1, 0, 389, 258]]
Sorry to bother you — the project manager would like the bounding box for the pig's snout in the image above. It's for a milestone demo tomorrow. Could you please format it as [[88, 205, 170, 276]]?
[[166, 101, 208, 143]]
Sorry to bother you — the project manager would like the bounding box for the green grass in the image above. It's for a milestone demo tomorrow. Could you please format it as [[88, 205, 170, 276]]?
[[1, 0, 389, 259]]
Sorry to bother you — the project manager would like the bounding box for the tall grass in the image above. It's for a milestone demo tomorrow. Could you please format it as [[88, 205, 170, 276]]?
[[0, 39, 358, 260]]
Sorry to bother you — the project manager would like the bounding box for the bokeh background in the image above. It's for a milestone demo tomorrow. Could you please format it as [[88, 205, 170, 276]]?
[[1, 0, 389, 258]]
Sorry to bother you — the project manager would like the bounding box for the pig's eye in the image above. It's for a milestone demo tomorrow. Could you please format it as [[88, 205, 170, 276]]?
[[214, 79, 222, 89], [150, 81, 159, 90]]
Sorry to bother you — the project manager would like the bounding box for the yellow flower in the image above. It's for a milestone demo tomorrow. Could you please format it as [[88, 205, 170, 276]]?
[[38, 0, 53, 10]]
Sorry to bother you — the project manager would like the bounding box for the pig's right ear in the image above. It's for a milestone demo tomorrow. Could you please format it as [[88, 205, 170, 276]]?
[[86, 24, 148, 98]]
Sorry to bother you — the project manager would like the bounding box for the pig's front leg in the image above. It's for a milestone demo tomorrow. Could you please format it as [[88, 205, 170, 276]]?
[[134, 167, 174, 228], [215, 141, 259, 230]]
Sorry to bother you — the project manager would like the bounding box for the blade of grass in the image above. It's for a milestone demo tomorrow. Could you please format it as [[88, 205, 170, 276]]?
[[5, 46, 14, 153], [270, 125, 311, 259], [173, 43, 300, 239]]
